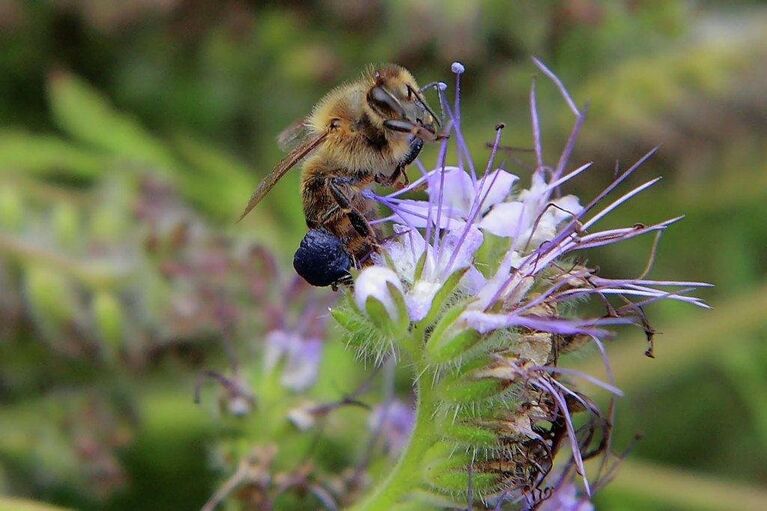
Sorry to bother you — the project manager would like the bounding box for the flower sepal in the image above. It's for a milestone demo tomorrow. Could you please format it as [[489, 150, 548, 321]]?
[[353, 266, 409, 337], [439, 421, 499, 449], [425, 299, 482, 365], [421, 442, 500, 497], [438, 373, 507, 404], [330, 296, 371, 349]]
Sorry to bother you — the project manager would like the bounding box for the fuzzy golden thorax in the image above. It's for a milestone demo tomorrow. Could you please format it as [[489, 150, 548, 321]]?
[[304, 64, 433, 176]]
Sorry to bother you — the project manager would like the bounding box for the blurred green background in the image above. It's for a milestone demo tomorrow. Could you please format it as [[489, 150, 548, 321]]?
[[1, 1, 766, 510]]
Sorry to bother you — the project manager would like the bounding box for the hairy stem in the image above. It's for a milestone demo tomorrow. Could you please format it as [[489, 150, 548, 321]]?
[[351, 364, 437, 511]]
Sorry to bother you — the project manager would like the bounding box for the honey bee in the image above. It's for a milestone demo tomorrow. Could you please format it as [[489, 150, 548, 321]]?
[[238, 64, 441, 287]]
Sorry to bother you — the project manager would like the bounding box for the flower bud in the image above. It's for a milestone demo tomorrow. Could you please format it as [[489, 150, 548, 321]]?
[[227, 396, 253, 417], [354, 266, 406, 323], [287, 401, 319, 431]]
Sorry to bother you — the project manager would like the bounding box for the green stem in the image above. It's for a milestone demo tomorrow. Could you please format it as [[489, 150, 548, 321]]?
[[351, 367, 438, 511]]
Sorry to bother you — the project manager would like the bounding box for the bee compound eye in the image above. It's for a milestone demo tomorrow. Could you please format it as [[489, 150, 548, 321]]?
[[293, 229, 352, 287]]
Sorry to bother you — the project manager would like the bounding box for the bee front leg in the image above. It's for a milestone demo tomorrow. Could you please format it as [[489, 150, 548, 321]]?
[[402, 137, 424, 167], [376, 137, 423, 189], [395, 136, 424, 188]]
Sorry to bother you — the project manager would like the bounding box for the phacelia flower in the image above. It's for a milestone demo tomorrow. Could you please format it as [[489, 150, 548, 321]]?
[[537, 482, 594, 511], [336, 60, 710, 508], [255, 273, 337, 392], [264, 329, 324, 392], [368, 399, 415, 456]]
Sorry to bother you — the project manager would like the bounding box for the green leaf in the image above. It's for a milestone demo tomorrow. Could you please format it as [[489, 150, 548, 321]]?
[[0, 130, 106, 178], [47, 71, 179, 175]]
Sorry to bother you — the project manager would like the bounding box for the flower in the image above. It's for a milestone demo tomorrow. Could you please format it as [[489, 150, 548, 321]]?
[[480, 171, 582, 251], [368, 399, 415, 456], [537, 482, 594, 511], [264, 329, 324, 392], [338, 59, 711, 503], [287, 401, 320, 431], [365, 59, 710, 344]]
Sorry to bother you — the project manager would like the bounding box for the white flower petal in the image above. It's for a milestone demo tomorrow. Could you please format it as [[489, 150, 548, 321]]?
[[479, 201, 524, 237], [513, 215, 558, 251], [460, 310, 515, 334], [474, 250, 523, 310], [475, 169, 518, 211], [439, 226, 484, 273], [378, 225, 427, 283], [406, 280, 442, 321], [288, 403, 317, 431], [354, 266, 404, 319], [428, 167, 474, 216], [393, 199, 466, 230], [461, 266, 486, 295], [552, 194, 582, 222]]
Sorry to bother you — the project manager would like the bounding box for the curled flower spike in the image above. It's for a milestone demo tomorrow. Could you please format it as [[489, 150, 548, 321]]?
[[332, 60, 709, 511]]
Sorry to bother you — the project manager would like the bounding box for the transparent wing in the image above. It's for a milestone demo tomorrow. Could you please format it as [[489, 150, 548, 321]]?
[[277, 118, 313, 152], [237, 131, 328, 223]]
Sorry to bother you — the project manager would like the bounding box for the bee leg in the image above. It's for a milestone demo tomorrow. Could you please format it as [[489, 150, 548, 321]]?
[[399, 137, 424, 187], [376, 137, 422, 189], [327, 177, 380, 250], [294, 228, 352, 287], [375, 166, 406, 189], [383, 120, 436, 142], [402, 137, 424, 166]]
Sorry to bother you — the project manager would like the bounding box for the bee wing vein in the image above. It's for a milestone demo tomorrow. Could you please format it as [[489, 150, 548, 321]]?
[[237, 131, 329, 222]]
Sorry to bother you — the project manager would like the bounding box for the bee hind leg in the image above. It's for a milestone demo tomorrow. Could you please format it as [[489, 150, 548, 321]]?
[[327, 177, 381, 252], [293, 228, 353, 287]]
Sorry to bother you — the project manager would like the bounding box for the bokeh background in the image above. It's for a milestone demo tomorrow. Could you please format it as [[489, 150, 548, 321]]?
[[1, 1, 766, 510]]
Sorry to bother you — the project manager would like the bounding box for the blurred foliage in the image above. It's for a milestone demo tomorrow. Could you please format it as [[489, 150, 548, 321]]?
[[1, 0, 766, 509]]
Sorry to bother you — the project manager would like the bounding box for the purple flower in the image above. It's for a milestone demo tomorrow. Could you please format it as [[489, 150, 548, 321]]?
[[368, 400, 415, 456], [360, 58, 710, 340], [350, 59, 711, 496], [264, 329, 323, 392], [537, 482, 594, 511]]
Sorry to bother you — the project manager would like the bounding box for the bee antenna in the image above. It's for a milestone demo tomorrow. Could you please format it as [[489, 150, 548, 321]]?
[[418, 82, 441, 92]]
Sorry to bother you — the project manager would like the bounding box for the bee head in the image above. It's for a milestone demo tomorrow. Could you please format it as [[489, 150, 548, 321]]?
[[366, 65, 440, 141]]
